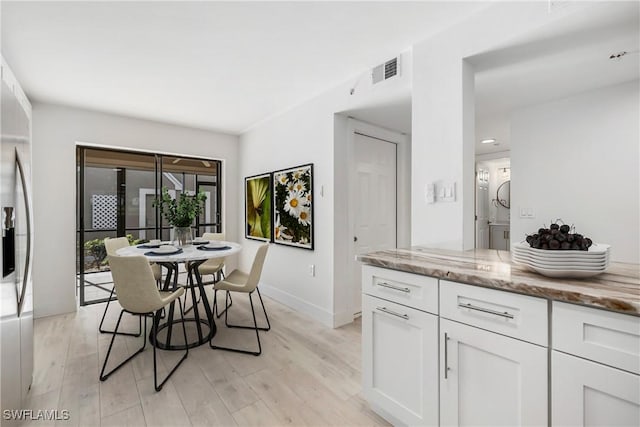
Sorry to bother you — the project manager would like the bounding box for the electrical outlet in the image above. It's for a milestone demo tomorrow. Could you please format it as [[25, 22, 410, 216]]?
[[308, 264, 315, 277]]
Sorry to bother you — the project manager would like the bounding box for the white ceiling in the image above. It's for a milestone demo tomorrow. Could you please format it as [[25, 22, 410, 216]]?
[[473, 2, 640, 155], [1, 1, 487, 135], [337, 2, 640, 146]]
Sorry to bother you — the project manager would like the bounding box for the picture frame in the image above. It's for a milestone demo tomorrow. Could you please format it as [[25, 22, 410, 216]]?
[[245, 172, 273, 242], [272, 164, 314, 250]]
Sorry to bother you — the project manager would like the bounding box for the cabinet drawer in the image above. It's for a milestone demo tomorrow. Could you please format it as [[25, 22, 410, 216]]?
[[553, 302, 640, 374], [362, 265, 438, 314], [440, 280, 548, 346]]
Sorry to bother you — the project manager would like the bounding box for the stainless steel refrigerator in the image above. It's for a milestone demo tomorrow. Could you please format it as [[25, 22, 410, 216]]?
[[0, 58, 34, 421]]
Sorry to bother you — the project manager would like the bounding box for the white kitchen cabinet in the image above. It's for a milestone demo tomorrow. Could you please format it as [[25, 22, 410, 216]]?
[[439, 318, 548, 426], [362, 294, 439, 426], [552, 302, 640, 426], [489, 224, 510, 251], [361, 263, 639, 426], [552, 351, 640, 426]]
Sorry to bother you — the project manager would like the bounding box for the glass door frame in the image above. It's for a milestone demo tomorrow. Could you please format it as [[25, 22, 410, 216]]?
[[76, 145, 222, 306]]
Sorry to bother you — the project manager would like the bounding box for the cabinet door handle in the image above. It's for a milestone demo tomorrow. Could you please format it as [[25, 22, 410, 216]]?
[[376, 306, 409, 320], [458, 302, 514, 319], [377, 282, 411, 293], [444, 332, 450, 379]]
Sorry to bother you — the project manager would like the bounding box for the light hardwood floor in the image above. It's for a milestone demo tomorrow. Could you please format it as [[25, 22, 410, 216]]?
[[25, 286, 389, 427]]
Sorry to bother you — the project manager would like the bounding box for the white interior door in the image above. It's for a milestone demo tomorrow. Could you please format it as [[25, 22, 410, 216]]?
[[352, 133, 397, 315], [475, 168, 489, 249]]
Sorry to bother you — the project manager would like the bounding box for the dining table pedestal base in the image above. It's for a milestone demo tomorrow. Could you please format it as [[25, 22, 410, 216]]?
[[150, 259, 217, 351]]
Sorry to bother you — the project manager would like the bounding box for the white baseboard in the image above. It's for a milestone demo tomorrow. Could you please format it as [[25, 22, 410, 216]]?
[[333, 309, 356, 328], [34, 297, 77, 319], [258, 282, 334, 328], [368, 401, 407, 427]]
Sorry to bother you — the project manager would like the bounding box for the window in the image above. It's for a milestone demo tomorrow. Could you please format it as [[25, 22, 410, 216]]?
[[76, 146, 222, 305]]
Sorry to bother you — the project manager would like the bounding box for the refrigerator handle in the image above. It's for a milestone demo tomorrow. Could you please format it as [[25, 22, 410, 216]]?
[[15, 148, 32, 316]]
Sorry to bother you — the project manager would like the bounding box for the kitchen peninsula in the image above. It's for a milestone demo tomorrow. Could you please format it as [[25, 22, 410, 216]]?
[[358, 247, 640, 426]]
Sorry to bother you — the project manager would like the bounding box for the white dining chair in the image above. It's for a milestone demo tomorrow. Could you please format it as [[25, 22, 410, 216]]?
[[210, 243, 270, 356], [100, 255, 187, 392], [100, 237, 163, 336], [185, 232, 230, 316], [198, 232, 226, 282]]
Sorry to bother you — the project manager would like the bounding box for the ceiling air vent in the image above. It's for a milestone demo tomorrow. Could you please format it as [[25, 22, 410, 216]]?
[[372, 57, 399, 84]]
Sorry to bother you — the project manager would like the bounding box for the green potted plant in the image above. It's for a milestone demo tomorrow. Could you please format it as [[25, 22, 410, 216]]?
[[154, 187, 207, 246]]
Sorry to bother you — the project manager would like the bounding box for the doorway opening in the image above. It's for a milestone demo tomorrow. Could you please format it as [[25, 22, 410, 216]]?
[[76, 146, 222, 305], [475, 157, 510, 250]]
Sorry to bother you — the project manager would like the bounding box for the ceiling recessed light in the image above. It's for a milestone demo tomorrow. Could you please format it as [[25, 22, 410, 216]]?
[[481, 138, 496, 144]]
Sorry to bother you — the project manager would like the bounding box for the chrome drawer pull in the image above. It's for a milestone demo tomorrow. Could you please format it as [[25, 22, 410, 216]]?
[[377, 282, 411, 293], [376, 306, 409, 320], [458, 302, 514, 319], [444, 332, 450, 379]]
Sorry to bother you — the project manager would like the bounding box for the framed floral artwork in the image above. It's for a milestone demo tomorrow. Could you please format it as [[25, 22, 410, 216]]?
[[245, 172, 272, 242], [272, 164, 313, 250]]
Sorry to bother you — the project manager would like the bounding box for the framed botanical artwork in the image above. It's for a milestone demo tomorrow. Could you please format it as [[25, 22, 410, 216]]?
[[272, 164, 313, 250], [245, 172, 272, 242]]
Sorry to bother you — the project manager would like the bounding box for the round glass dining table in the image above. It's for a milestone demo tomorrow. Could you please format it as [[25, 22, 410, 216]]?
[[116, 241, 241, 350]]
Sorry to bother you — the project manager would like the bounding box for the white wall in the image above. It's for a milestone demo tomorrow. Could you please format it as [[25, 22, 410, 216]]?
[[31, 103, 239, 318], [238, 92, 338, 326], [238, 53, 412, 327], [411, 1, 597, 250], [511, 81, 639, 263]]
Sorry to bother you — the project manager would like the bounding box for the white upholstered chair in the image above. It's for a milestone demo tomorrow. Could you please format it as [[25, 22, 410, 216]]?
[[185, 232, 227, 315], [210, 243, 270, 356], [100, 255, 187, 391], [100, 237, 163, 336], [198, 232, 226, 282]]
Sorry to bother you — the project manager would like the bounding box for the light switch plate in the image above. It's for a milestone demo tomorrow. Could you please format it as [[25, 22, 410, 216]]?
[[519, 207, 535, 218], [425, 183, 435, 204], [440, 182, 456, 202]]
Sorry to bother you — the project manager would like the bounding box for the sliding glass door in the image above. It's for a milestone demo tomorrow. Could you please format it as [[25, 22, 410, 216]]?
[[76, 146, 222, 305]]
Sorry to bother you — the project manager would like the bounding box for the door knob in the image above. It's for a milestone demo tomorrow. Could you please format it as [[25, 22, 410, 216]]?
[[354, 236, 358, 242]]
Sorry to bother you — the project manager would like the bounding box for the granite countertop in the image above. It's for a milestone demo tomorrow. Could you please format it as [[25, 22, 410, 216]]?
[[357, 247, 640, 316]]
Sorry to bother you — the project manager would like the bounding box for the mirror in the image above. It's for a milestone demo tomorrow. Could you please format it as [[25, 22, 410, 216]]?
[[496, 180, 510, 209]]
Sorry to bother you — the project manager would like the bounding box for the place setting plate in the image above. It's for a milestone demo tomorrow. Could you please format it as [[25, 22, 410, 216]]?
[[137, 240, 168, 249], [512, 260, 608, 272], [197, 242, 232, 251], [145, 245, 183, 256], [513, 242, 610, 257], [523, 264, 608, 279], [511, 252, 609, 267]]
